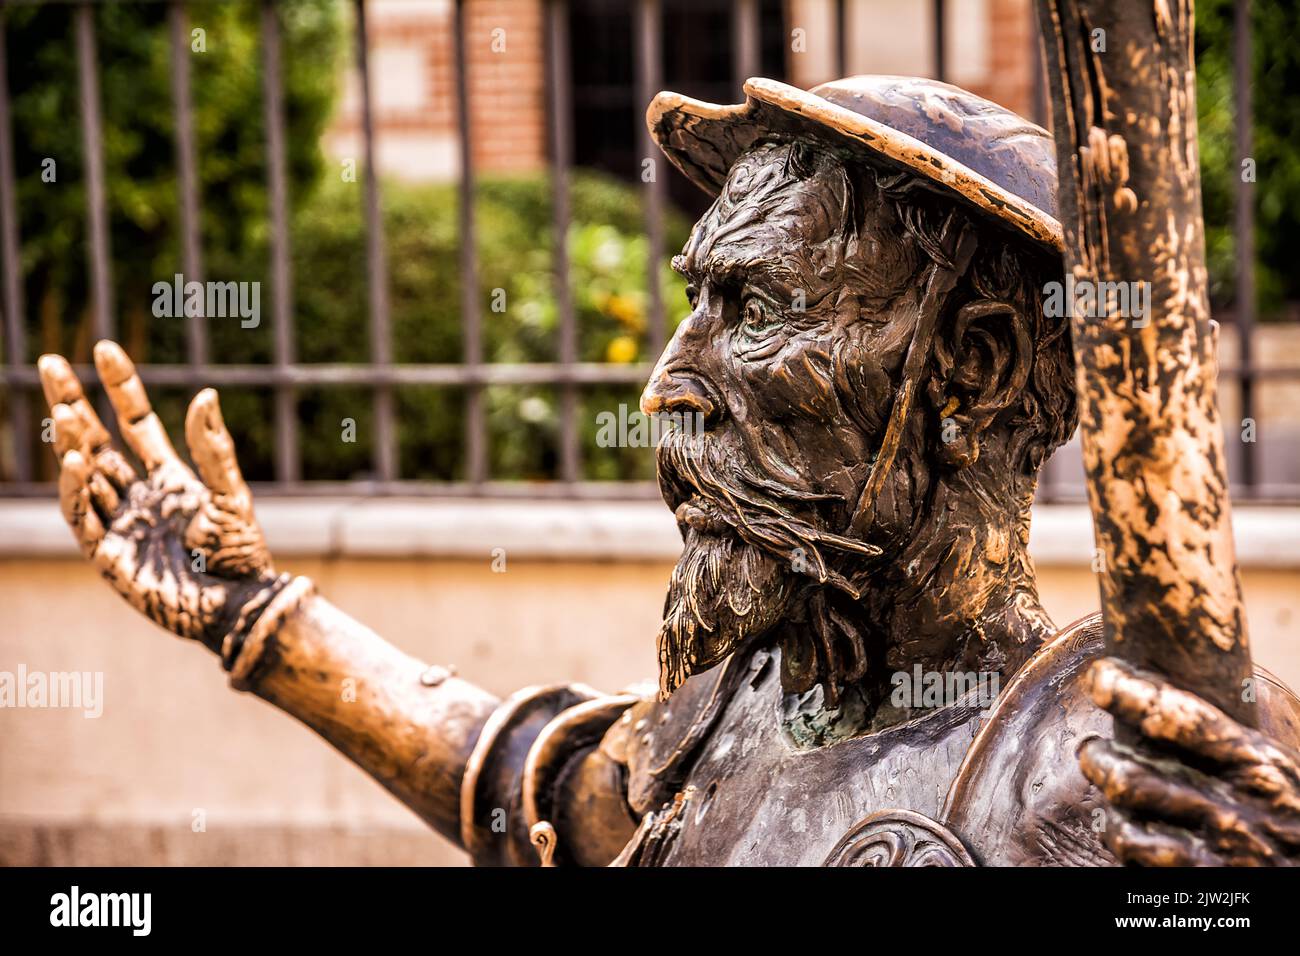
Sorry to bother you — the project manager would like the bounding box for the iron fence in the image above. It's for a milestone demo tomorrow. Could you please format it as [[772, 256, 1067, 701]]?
[[0, 0, 1291, 503]]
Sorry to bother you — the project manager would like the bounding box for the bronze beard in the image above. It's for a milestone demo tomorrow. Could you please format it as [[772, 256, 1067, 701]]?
[[654, 422, 882, 703]]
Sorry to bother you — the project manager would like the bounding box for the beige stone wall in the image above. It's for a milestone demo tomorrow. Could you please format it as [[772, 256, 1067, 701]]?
[[0, 554, 663, 866], [840, 0, 1037, 118], [3, 504, 1298, 865]]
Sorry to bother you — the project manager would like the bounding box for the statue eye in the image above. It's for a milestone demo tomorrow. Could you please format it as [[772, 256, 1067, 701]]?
[[740, 297, 782, 339], [736, 296, 784, 359]]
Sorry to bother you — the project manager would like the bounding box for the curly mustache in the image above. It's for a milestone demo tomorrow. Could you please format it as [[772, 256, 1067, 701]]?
[[655, 425, 880, 595]]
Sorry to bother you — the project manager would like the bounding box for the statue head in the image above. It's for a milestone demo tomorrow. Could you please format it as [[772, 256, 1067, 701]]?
[[642, 77, 1076, 709]]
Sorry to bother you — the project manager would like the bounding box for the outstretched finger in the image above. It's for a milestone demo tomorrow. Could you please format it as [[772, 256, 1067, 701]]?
[[58, 451, 105, 557], [52, 404, 120, 516], [93, 340, 181, 473], [51, 403, 86, 459], [37, 353, 113, 453], [185, 388, 249, 502]]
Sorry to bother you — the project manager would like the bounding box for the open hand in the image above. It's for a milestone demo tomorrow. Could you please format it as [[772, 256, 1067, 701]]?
[[38, 340, 291, 663]]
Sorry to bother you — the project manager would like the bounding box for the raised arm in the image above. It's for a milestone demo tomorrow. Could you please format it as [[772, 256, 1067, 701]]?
[[35, 342, 500, 847]]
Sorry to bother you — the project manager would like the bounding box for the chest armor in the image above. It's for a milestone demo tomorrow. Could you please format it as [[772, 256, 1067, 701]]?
[[606, 644, 986, 865]]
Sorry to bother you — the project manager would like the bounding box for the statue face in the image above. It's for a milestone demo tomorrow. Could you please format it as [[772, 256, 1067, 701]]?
[[643, 141, 929, 698]]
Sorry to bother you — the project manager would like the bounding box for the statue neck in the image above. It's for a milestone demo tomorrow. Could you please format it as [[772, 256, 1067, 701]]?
[[777, 467, 1055, 740], [882, 472, 1054, 676]]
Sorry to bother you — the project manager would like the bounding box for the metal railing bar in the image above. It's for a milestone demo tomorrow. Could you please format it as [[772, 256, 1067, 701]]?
[[547, 0, 579, 483], [260, 0, 298, 483], [1, 480, 1292, 503], [0, 479, 665, 500], [835, 0, 847, 78], [0, 15, 30, 482], [169, 0, 205, 366], [354, 0, 395, 482], [5, 357, 1292, 386], [732, 0, 759, 91], [932, 0, 945, 82], [1235, 0, 1256, 489], [453, 0, 486, 487], [1029, 0, 1047, 127], [634, 0, 665, 355], [75, 2, 112, 343], [0, 361, 656, 388]]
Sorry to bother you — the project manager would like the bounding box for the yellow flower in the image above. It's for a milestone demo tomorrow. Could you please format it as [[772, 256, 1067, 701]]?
[[605, 335, 639, 364], [605, 294, 643, 331]]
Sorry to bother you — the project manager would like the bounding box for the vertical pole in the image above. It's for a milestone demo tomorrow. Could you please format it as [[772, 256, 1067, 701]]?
[[169, 1, 206, 367], [1035, 0, 1255, 725], [932, 0, 946, 82], [1234, 0, 1256, 493], [547, 0, 578, 484], [1029, 0, 1047, 127], [454, 0, 486, 486], [733, 0, 760, 90], [355, 0, 395, 482], [76, 2, 112, 344], [835, 0, 847, 78], [635, 0, 665, 355], [0, 13, 28, 481], [261, 0, 298, 482]]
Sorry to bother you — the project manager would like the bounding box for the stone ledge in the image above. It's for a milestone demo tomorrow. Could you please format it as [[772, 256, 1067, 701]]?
[[1, 497, 1298, 567], [0, 820, 462, 867]]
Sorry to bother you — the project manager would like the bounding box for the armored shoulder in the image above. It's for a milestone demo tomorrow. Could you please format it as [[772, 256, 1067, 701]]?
[[461, 649, 758, 866], [458, 682, 639, 866]]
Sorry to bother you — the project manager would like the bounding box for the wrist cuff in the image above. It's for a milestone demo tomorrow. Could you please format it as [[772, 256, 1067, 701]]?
[[223, 575, 316, 690]]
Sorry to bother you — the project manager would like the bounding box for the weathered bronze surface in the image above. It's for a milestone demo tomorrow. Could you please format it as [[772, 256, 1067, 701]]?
[[36, 62, 1300, 865], [1038, 0, 1254, 723]]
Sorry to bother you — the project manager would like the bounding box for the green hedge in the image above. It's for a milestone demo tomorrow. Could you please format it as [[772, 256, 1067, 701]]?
[[266, 171, 693, 483], [139, 171, 693, 484]]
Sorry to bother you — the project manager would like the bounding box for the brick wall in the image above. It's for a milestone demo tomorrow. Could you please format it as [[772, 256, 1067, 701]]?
[[325, 0, 547, 180], [967, 0, 1038, 122], [465, 0, 547, 173], [324, 0, 1042, 183]]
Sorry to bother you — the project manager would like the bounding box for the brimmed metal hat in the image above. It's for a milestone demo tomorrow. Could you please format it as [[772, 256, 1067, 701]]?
[[647, 75, 1062, 252]]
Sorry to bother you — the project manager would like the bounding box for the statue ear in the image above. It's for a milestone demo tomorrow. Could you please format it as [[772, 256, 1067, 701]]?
[[926, 299, 1033, 467]]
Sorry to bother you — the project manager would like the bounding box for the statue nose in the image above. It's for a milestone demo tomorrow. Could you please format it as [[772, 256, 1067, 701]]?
[[640, 370, 718, 424]]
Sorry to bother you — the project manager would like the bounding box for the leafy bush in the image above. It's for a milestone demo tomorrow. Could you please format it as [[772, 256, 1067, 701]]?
[[1196, 0, 1300, 315], [277, 171, 693, 483], [6, 0, 343, 362], [1, 0, 691, 484]]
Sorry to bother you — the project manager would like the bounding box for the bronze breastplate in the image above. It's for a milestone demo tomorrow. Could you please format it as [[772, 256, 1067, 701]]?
[[618, 645, 985, 866]]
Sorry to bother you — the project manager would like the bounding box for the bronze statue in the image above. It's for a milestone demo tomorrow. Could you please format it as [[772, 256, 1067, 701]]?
[[35, 72, 1300, 866]]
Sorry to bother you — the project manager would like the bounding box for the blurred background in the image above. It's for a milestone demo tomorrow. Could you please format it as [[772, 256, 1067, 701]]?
[[1, 0, 1298, 865]]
